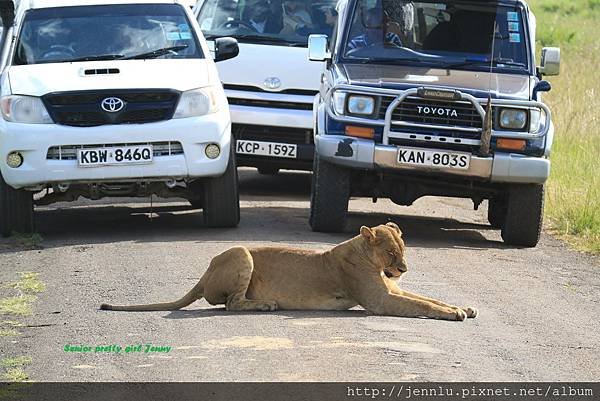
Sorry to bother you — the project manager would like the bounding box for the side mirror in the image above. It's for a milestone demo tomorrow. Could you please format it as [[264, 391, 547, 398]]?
[[308, 34, 331, 62], [539, 47, 560, 76], [214, 37, 239, 62]]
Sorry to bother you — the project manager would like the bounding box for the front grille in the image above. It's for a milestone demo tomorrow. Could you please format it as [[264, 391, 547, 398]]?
[[228, 97, 313, 111], [46, 141, 183, 161], [232, 124, 313, 145], [42, 90, 180, 127], [224, 84, 318, 97], [379, 97, 482, 129]]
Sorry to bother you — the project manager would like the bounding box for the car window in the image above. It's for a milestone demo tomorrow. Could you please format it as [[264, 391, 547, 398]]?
[[13, 3, 204, 65], [197, 0, 338, 46]]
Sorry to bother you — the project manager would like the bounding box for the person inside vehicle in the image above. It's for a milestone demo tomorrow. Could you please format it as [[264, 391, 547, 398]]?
[[283, 0, 312, 31], [347, 6, 402, 50], [243, 0, 283, 33], [294, 5, 337, 36]]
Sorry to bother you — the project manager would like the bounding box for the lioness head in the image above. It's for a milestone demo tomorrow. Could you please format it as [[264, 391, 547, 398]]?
[[359, 222, 408, 279]]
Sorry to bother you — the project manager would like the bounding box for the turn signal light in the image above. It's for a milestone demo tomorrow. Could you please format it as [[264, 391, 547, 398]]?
[[345, 126, 374, 139], [497, 138, 527, 151]]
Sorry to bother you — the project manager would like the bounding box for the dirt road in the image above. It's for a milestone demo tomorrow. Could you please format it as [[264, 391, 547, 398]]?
[[1, 169, 598, 381]]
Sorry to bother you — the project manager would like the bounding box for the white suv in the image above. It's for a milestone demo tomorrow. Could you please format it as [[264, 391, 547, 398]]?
[[0, 0, 240, 235]]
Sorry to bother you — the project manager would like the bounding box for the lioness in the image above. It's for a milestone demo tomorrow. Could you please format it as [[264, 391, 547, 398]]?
[[100, 223, 477, 321]]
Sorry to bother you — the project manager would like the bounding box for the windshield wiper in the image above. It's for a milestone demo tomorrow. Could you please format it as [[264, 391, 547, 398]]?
[[443, 58, 527, 69], [355, 57, 423, 64], [229, 35, 304, 46], [124, 45, 189, 60], [66, 54, 125, 63]]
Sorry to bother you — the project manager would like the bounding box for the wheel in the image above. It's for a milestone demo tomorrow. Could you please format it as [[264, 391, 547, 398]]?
[[487, 198, 507, 229], [309, 155, 350, 233], [501, 184, 544, 247], [202, 147, 240, 228], [257, 167, 279, 176], [0, 174, 34, 237]]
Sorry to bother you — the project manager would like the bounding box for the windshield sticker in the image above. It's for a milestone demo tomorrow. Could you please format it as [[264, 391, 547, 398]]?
[[179, 24, 191, 32], [509, 33, 521, 43], [507, 11, 519, 22], [508, 22, 520, 32], [167, 31, 182, 41], [180, 32, 193, 40]]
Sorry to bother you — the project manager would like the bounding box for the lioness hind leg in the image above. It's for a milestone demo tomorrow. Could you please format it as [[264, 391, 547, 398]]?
[[207, 247, 278, 312]]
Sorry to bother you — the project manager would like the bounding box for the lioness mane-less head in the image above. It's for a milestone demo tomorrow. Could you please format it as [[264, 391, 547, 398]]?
[[359, 223, 408, 279]]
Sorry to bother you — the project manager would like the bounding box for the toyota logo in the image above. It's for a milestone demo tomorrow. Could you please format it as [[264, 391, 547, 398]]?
[[263, 77, 281, 90], [101, 97, 125, 113]]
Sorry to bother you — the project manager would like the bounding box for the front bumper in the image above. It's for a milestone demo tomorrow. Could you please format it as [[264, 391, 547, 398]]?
[[315, 134, 550, 184], [0, 110, 232, 189]]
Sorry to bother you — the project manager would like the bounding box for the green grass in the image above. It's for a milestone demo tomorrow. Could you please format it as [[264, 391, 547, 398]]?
[[2, 368, 29, 382], [528, 0, 600, 253], [0, 296, 36, 317], [7, 272, 46, 294], [10, 233, 43, 248], [0, 329, 20, 337], [1, 357, 32, 369]]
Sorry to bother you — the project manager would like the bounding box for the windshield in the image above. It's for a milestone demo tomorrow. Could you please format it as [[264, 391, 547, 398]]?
[[197, 0, 338, 46], [13, 4, 203, 65], [343, 0, 529, 72]]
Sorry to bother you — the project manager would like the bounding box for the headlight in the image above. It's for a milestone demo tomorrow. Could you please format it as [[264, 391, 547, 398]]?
[[332, 91, 347, 115], [499, 108, 528, 130], [0, 95, 53, 124], [173, 87, 224, 119], [347, 95, 375, 116]]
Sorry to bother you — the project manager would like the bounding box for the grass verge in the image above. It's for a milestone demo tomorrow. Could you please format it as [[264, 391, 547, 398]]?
[[529, 0, 600, 253]]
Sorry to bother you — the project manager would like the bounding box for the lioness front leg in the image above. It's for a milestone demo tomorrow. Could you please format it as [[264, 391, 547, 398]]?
[[366, 293, 467, 321], [384, 277, 477, 319], [390, 287, 477, 319]]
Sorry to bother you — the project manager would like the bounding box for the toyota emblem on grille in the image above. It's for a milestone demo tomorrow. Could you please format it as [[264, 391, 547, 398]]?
[[263, 77, 281, 90], [101, 97, 125, 113]]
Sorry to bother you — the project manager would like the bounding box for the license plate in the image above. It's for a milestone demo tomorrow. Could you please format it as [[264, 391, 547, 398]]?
[[236, 140, 297, 159], [397, 147, 471, 170], [78, 145, 153, 167]]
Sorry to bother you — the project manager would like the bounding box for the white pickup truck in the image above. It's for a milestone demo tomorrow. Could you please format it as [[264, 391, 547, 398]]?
[[195, 0, 338, 174], [0, 0, 240, 235]]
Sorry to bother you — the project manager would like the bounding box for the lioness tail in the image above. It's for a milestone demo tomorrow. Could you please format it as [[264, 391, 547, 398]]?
[[100, 280, 204, 312]]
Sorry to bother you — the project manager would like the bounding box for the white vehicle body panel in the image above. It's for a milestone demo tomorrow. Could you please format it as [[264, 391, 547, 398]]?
[[0, 0, 232, 189]]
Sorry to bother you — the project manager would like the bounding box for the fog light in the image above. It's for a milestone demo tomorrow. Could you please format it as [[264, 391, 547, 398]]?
[[205, 144, 220, 159], [7, 152, 23, 168]]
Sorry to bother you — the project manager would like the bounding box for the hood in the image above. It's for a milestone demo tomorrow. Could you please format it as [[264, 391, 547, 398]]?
[[215, 43, 324, 92], [7, 59, 213, 96], [342, 64, 533, 100]]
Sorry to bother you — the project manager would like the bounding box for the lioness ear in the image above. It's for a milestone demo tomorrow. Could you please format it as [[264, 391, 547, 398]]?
[[360, 226, 376, 243], [386, 222, 402, 236]]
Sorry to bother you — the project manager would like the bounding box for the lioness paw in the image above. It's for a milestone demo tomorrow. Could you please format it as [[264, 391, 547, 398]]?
[[463, 307, 478, 319], [455, 309, 467, 321]]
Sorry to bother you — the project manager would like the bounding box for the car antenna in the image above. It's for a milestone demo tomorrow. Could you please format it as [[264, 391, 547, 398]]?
[[480, 20, 497, 157]]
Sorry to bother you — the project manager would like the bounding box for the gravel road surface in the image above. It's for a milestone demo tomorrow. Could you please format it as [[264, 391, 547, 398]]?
[[1, 169, 598, 382]]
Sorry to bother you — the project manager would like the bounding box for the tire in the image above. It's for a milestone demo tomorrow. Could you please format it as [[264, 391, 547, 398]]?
[[487, 198, 507, 229], [0, 174, 34, 237], [309, 155, 350, 233], [501, 184, 544, 247], [202, 147, 240, 228], [257, 167, 279, 176]]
